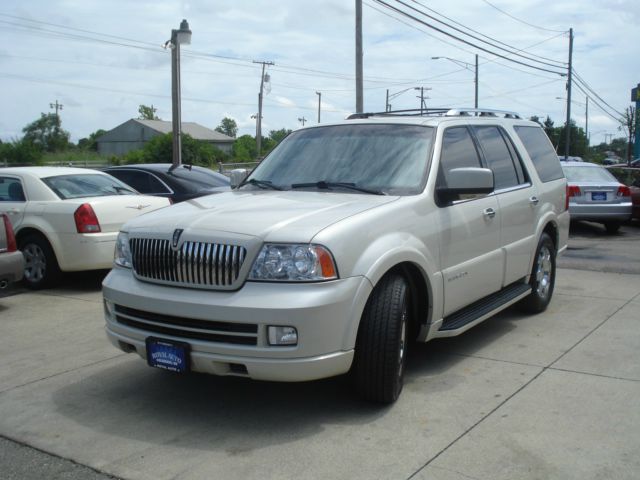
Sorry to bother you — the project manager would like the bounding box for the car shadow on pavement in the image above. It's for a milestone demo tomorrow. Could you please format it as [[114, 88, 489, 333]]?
[[50, 306, 521, 452]]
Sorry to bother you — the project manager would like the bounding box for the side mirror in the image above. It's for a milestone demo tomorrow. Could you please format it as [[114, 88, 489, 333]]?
[[436, 167, 494, 203], [229, 169, 249, 189]]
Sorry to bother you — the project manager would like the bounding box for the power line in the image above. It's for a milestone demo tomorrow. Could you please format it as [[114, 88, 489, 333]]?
[[370, 0, 566, 76], [480, 0, 567, 34], [408, 0, 567, 66], [572, 71, 624, 118], [392, 0, 566, 69]]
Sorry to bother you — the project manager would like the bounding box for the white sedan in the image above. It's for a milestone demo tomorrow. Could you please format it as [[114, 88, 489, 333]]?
[[0, 167, 170, 289]]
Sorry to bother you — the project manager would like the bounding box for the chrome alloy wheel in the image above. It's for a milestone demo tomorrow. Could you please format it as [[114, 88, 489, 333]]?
[[535, 245, 553, 299], [23, 243, 47, 283]]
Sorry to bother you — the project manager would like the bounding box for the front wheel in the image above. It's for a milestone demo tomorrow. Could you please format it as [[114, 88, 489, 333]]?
[[353, 274, 409, 404], [519, 233, 556, 313]]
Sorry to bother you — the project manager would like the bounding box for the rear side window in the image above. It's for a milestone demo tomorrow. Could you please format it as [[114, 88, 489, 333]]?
[[472, 126, 522, 190], [0, 177, 26, 202], [514, 126, 564, 182]]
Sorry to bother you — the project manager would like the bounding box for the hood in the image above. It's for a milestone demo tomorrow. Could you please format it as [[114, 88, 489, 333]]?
[[124, 190, 399, 242]]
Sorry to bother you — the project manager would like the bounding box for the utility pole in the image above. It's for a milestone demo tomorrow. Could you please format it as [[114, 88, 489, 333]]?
[[414, 87, 431, 114], [355, 0, 363, 113], [585, 95, 589, 145], [298, 117, 307, 126], [253, 60, 274, 158], [385, 89, 390, 112], [166, 19, 192, 169], [316, 91, 322, 123], [474, 54, 479, 109], [564, 28, 573, 160], [49, 100, 63, 127]]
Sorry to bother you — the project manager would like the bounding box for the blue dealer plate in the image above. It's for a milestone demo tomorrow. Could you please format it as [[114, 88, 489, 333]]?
[[591, 192, 606, 201], [146, 337, 190, 373]]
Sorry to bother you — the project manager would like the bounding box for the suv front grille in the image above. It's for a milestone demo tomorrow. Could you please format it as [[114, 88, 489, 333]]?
[[114, 305, 258, 345], [130, 238, 246, 288]]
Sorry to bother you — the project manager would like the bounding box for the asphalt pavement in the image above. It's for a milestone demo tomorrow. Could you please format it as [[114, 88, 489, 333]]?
[[1, 222, 639, 480]]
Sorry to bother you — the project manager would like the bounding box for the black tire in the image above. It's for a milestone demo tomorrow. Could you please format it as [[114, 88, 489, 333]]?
[[604, 222, 621, 234], [520, 233, 556, 313], [353, 274, 409, 404], [19, 234, 61, 290]]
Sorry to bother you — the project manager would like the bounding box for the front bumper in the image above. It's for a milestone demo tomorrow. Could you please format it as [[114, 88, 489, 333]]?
[[103, 268, 372, 382]]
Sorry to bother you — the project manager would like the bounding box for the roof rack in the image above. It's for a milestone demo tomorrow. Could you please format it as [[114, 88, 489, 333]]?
[[347, 108, 522, 120]]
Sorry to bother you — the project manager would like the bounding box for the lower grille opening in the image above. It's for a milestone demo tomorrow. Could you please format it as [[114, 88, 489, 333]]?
[[114, 305, 258, 346], [229, 363, 248, 375]]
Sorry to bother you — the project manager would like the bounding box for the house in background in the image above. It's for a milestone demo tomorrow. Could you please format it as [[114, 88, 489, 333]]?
[[96, 119, 234, 156]]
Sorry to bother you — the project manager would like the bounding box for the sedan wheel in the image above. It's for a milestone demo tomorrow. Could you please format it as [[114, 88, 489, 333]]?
[[19, 235, 60, 290]]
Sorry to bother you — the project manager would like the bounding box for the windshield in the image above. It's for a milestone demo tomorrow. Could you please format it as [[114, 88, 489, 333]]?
[[246, 124, 434, 195], [43, 174, 138, 200], [562, 165, 618, 183]]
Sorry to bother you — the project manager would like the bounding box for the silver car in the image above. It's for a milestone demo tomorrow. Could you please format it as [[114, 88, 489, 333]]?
[[562, 161, 632, 233]]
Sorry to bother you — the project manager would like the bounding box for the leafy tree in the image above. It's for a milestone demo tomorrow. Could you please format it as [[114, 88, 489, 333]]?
[[78, 129, 107, 151], [618, 106, 636, 163], [268, 128, 292, 144], [138, 104, 160, 120], [0, 138, 44, 165], [529, 115, 543, 126], [121, 133, 228, 168], [232, 134, 257, 162], [22, 113, 70, 152], [215, 117, 238, 138], [556, 120, 588, 157]]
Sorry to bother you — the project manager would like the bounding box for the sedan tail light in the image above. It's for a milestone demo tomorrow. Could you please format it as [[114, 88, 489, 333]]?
[[74, 203, 101, 233], [567, 185, 581, 197], [617, 185, 631, 197], [2, 214, 17, 252]]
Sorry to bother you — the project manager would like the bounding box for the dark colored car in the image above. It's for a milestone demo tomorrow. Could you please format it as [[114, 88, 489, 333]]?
[[607, 166, 640, 220], [104, 164, 230, 203]]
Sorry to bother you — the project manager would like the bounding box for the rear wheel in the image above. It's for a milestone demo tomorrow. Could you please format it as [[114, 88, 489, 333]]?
[[604, 222, 621, 234], [353, 274, 409, 404], [520, 233, 556, 313], [19, 234, 60, 290]]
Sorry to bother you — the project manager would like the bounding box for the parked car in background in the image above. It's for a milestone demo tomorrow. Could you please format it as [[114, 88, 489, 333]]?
[[559, 155, 584, 162], [562, 161, 632, 233], [0, 167, 170, 289], [0, 213, 23, 290], [104, 164, 230, 203], [606, 166, 640, 220]]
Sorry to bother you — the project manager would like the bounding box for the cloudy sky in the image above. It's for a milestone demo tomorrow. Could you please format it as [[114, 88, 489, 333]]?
[[0, 0, 637, 146]]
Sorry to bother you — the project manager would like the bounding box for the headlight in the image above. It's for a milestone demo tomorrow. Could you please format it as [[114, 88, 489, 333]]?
[[249, 244, 338, 282], [114, 232, 132, 268]]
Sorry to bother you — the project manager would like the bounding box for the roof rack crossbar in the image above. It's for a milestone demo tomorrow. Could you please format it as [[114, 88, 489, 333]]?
[[346, 108, 522, 120]]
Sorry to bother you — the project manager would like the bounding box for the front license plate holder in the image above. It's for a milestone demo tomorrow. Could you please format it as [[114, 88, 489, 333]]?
[[146, 337, 190, 373], [591, 192, 606, 201]]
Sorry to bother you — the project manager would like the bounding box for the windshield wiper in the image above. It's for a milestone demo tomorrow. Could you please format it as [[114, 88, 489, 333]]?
[[240, 178, 283, 191], [290, 181, 386, 195]]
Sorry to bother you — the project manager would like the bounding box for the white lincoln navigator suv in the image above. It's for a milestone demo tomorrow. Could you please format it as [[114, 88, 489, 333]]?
[[103, 108, 569, 403]]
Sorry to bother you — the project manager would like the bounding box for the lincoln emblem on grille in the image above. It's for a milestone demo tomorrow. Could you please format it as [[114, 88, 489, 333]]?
[[172, 229, 184, 250]]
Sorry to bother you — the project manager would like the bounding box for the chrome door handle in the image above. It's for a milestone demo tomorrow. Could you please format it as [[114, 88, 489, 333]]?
[[483, 207, 496, 219], [529, 196, 540, 206]]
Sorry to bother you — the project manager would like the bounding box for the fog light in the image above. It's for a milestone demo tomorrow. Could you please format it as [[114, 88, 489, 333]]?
[[268, 326, 298, 346]]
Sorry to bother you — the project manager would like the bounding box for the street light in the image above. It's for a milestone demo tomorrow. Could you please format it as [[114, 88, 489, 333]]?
[[432, 55, 479, 108], [316, 91, 322, 123], [165, 19, 192, 169], [385, 86, 430, 112]]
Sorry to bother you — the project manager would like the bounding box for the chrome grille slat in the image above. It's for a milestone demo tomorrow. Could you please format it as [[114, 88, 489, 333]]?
[[130, 237, 247, 289]]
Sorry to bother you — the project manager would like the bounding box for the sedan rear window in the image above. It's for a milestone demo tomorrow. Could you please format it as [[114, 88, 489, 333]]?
[[42, 174, 137, 200], [562, 166, 618, 183]]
